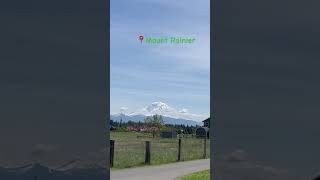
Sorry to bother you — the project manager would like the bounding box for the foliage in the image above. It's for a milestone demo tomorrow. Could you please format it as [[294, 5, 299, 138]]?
[[144, 114, 164, 128], [143, 115, 164, 137], [110, 119, 199, 135], [179, 169, 210, 180]]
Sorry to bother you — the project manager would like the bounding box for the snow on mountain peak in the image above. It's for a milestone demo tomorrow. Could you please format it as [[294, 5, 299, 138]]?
[[143, 102, 174, 113], [126, 102, 206, 121]]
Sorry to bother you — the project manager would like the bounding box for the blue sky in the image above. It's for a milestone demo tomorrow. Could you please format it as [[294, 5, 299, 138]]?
[[111, 0, 210, 116]]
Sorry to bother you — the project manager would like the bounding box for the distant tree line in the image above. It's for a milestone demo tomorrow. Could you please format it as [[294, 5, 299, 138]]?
[[110, 116, 199, 135]]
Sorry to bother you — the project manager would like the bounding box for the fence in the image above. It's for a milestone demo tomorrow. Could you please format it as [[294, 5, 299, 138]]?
[[109, 136, 209, 168]]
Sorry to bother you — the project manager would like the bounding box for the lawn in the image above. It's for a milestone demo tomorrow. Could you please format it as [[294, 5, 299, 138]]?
[[179, 169, 210, 180], [111, 131, 210, 169]]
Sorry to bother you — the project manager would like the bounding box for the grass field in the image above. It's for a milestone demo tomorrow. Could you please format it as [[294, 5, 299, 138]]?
[[111, 131, 210, 169], [179, 169, 210, 180]]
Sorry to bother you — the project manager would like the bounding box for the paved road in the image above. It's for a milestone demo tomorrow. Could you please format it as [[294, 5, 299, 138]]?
[[110, 159, 210, 180]]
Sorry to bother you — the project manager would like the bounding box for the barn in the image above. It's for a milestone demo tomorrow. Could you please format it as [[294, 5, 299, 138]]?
[[160, 131, 177, 138], [202, 118, 210, 127], [196, 127, 209, 138]]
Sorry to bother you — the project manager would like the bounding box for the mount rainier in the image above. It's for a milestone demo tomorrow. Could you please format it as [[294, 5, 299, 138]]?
[[110, 102, 207, 126]]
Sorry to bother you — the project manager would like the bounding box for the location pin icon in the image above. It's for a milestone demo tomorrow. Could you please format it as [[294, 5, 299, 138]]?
[[139, 35, 144, 44]]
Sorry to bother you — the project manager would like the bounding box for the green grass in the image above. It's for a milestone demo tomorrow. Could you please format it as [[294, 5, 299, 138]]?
[[179, 169, 210, 180], [111, 131, 210, 169]]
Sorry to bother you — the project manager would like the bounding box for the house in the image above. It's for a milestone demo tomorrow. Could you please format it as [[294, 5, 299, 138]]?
[[202, 118, 210, 128]]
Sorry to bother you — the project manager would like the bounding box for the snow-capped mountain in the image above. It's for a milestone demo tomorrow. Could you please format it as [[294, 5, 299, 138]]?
[[111, 102, 207, 126]]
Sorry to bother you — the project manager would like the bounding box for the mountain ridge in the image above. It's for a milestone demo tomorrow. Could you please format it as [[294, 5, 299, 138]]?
[[111, 102, 207, 126], [110, 113, 202, 126]]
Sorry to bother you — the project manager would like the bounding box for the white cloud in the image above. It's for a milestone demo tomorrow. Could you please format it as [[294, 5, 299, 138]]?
[[119, 107, 129, 113], [179, 108, 189, 113]]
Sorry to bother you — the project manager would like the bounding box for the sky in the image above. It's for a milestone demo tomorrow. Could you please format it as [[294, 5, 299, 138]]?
[[110, 0, 210, 116]]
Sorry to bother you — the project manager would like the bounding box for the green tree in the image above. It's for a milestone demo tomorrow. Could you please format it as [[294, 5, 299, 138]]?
[[144, 114, 164, 137]]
